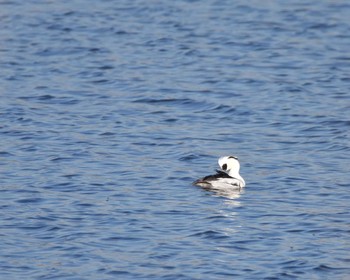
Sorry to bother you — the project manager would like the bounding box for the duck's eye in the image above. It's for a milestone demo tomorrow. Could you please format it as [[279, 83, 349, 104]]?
[[222, 163, 227, 171]]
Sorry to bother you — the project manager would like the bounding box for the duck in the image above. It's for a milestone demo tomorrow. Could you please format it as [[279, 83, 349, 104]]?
[[193, 156, 245, 190]]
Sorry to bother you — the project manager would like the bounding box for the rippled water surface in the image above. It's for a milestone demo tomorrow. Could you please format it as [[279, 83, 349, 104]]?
[[1, 0, 350, 279]]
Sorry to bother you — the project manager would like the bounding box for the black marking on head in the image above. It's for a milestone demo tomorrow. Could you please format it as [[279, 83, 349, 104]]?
[[228, 156, 238, 160], [222, 163, 227, 171]]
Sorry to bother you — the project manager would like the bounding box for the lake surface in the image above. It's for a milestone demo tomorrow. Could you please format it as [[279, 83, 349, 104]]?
[[1, 0, 350, 279]]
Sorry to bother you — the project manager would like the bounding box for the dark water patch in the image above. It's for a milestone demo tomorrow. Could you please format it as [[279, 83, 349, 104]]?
[[178, 153, 202, 161], [313, 264, 348, 272], [132, 97, 195, 105], [0, 151, 14, 157], [189, 230, 231, 240], [163, 118, 178, 123], [99, 131, 115, 136], [320, 119, 350, 127], [50, 157, 74, 162], [18, 95, 80, 105], [98, 65, 114, 70], [106, 270, 136, 277], [210, 104, 237, 113], [15, 197, 44, 204], [102, 236, 146, 242], [91, 79, 112, 84]]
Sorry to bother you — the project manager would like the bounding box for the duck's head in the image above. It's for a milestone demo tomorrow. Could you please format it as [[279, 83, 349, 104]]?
[[218, 156, 240, 174]]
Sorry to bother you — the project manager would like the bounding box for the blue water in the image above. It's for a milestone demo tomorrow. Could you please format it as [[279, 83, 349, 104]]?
[[1, 0, 350, 279]]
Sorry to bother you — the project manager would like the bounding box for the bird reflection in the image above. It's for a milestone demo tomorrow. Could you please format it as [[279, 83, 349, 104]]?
[[201, 186, 244, 201]]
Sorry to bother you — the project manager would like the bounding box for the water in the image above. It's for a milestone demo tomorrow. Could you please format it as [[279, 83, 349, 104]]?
[[1, 0, 350, 279]]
